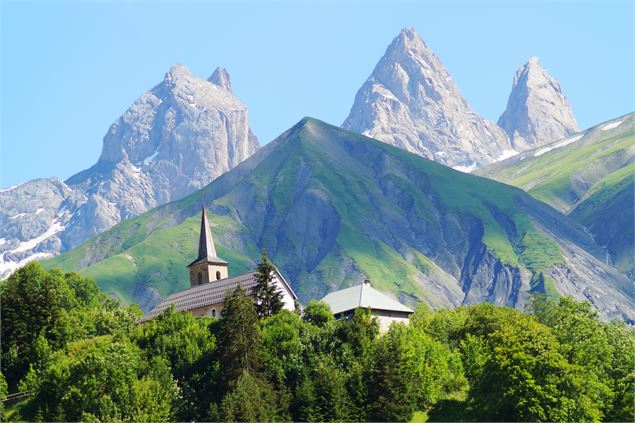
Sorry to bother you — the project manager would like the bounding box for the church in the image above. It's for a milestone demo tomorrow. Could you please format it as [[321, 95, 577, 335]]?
[[140, 206, 298, 322]]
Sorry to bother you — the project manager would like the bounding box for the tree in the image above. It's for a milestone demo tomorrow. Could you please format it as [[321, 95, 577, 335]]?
[[218, 287, 263, 388], [335, 308, 379, 358], [0, 263, 138, 388], [213, 370, 285, 422], [261, 310, 304, 386], [370, 323, 466, 422], [460, 304, 604, 422], [22, 336, 179, 422], [0, 372, 7, 418], [603, 321, 635, 422], [302, 300, 334, 327], [295, 354, 352, 422], [253, 251, 284, 318], [132, 306, 217, 421], [532, 295, 635, 421]]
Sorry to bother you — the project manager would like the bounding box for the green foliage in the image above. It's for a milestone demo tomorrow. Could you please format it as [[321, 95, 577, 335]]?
[[253, 251, 284, 318], [25, 336, 179, 422], [0, 372, 7, 417], [455, 304, 606, 421], [295, 354, 353, 422], [370, 323, 467, 422], [532, 296, 635, 421], [218, 287, 263, 388], [0, 262, 139, 388], [132, 306, 217, 420], [213, 370, 285, 422], [302, 300, 334, 327], [4, 264, 633, 422]]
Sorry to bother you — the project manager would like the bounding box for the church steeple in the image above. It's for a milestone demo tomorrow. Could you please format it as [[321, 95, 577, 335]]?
[[187, 205, 229, 287], [198, 205, 218, 261]]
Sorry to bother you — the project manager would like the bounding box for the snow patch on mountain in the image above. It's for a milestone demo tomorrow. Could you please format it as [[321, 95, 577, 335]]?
[[0, 184, 23, 193], [453, 164, 477, 173], [13, 220, 65, 253], [496, 149, 518, 161], [0, 252, 53, 279], [601, 120, 624, 131], [534, 134, 583, 157]]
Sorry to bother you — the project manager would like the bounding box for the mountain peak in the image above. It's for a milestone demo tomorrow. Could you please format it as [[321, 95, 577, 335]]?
[[386, 27, 431, 59], [498, 58, 578, 150], [396, 27, 420, 43], [208, 67, 232, 92], [342, 28, 511, 169], [164, 64, 192, 84]]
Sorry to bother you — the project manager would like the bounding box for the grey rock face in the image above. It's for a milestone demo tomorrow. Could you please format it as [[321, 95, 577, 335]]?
[[343, 28, 513, 170], [0, 65, 258, 279], [0, 178, 72, 278], [208, 67, 232, 92], [498, 57, 578, 150]]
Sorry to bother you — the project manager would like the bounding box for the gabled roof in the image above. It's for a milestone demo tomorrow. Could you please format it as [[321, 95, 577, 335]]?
[[320, 281, 414, 315], [188, 205, 227, 267], [140, 267, 298, 322]]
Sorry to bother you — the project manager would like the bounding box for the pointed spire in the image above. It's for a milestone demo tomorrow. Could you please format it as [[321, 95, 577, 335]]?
[[208, 67, 232, 92], [198, 205, 217, 260], [189, 205, 227, 268]]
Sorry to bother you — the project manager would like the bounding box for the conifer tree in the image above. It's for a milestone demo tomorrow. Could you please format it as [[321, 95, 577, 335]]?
[[218, 287, 262, 388], [253, 251, 284, 319]]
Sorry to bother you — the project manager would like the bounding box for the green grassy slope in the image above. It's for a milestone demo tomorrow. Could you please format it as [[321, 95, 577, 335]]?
[[42, 118, 630, 317], [480, 113, 634, 212], [480, 112, 634, 275], [569, 165, 634, 274]]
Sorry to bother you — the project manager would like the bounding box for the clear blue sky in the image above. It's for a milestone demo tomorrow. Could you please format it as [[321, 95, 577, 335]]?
[[1, 0, 633, 188]]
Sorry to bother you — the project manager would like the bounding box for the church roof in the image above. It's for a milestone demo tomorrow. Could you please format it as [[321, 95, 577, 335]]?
[[188, 206, 227, 267], [320, 280, 414, 315], [140, 271, 259, 322], [140, 267, 298, 322]]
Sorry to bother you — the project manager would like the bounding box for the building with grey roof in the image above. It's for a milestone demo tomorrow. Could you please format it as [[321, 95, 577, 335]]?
[[141, 206, 298, 322], [320, 279, 414, 332]]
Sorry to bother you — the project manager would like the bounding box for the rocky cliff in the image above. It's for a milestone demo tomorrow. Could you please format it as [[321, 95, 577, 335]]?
[[498, 57, 578, 150], [342, 28, 513, 171], [0, 65, 258, 279]]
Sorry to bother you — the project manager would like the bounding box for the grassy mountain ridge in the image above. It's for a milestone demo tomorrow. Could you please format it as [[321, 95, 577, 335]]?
[[480, 112, 634, 275], [43, 118, 635, 320]]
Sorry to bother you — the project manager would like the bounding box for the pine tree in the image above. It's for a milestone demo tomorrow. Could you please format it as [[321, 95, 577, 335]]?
[[218, 287, 262, 388], [253, 251, 284, 319]]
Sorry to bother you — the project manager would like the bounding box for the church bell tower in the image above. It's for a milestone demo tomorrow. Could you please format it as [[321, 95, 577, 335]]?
[[187, 206, 229, 287]]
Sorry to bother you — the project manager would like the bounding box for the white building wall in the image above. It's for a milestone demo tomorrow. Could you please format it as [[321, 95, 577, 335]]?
[[272, 273, 297, 311], [375, 314, 410, 332]]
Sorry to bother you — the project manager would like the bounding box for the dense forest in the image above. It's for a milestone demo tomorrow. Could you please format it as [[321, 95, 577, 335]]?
[[1, 262, 633, 422]]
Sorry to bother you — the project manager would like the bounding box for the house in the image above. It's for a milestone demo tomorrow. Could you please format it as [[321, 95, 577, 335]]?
[[320, 279, 414, 332], [140, 206, 298, 322]]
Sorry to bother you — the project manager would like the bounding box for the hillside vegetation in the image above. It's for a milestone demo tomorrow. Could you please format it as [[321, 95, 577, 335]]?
[[481, 113, 634, 275], [2, 263, 634, 422]]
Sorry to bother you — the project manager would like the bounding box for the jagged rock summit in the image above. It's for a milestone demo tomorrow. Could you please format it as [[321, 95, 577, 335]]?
[[343, 28, 513, 170], [498, 57, 578, 150], [208, 67, 232, 91], [0, 64, 258, 279]]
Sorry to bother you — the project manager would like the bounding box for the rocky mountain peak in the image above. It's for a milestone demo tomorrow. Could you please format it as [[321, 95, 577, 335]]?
[[164, 63, 192, 86], [498, 57, 578, 150], [208, 67, 232, 92], [1, 64, 259, 279], [342, 28, 512, 170]]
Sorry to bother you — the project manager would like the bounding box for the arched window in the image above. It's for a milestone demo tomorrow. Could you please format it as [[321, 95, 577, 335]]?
[[212, 309, 216, 317], [216, 271, 221, 280], [197, 272, 202, 285]]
